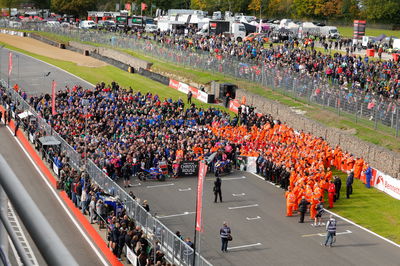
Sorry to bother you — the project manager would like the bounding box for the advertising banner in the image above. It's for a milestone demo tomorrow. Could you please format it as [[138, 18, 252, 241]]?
[[373, 169, 400, 200], [196, 161, 207, 232], [179, 161, 199, 176]]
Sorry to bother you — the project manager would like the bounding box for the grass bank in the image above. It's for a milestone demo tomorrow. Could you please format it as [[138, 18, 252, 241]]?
[[337, 26, 400, 38], [331, 169, 400, 243]]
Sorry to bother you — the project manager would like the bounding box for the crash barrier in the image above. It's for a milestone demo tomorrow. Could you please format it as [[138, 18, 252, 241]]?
[[138, 68, 170, 86], [0, 80, 212, 266], [169, 79, 215, 104], [0, 29, 26, 37]]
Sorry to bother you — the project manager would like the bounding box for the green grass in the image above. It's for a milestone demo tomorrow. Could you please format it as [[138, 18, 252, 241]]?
[[0, 41, 226, 112], [338, 26, 400, 38], [331, 169, 400, 243]]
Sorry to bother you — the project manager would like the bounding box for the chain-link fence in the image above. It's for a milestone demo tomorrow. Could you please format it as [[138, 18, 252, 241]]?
[[4, 22, 397, 137], [0, 79, 211, 266]]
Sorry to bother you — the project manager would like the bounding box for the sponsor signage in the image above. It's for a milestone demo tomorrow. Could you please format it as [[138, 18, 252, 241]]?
[[179, 161, 199, 176]]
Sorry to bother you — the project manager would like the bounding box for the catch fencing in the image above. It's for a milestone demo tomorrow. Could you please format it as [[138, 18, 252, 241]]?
[[6, 22, 398, 137], [0, 79, 211, 266]]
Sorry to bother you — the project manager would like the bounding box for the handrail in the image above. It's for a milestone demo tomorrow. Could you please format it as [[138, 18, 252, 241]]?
[[0, 155, 79, 266]]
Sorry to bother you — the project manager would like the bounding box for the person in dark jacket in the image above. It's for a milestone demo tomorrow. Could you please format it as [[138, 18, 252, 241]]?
[[213, 177, 222, 203], [346, 170, 354, 199], [298, 196, 310, 223], [333, 176, 342, 201]]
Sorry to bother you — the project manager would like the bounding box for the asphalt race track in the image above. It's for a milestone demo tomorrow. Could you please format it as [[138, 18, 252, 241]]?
[[0, 48, 92, 95], [1, 44, 400, 266], [120, 171, 400, 265]]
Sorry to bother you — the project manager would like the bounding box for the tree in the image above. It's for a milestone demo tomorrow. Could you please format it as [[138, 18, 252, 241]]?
[[0, 0, 20, 17], [248, 0, 261, 13], [361, 0, 400, 23], [50, 0, 97, 16], [267, 0, 294, 18]]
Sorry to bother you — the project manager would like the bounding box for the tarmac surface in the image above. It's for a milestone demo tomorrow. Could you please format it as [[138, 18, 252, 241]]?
[[119, 171, 400, 266], [0, 47, 93, 95]]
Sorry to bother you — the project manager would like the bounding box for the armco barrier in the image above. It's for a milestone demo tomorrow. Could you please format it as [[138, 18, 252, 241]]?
[[138, 68, 170, 86], [0, 79, 211, 266]]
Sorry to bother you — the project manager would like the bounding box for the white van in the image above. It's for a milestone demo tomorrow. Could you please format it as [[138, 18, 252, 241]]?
[[79, 20, 96, 29], [320, 26, 340, 39], [145, 24, 158, 33]]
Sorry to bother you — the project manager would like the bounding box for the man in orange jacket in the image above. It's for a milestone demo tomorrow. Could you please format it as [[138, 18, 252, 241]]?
[[286, 189, 296, 216], [328, 180, 336, 208], [310, 194, 319, 220]]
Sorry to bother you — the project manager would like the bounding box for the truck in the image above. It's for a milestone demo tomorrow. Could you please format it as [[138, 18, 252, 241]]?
[[197, 20, 246, 42]]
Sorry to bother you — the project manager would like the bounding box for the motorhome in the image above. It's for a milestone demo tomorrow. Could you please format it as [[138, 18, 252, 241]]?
[[197, 20, 246, 42]]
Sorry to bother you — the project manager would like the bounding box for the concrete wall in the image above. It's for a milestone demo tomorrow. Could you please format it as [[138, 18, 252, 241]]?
[[69, 41, 152, 70], [234, 88, 400, 179]]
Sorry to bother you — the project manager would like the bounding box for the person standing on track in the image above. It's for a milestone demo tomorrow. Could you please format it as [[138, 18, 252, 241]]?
[[220, 221, 231, 252], [214, 177, 222, 203], [298, 196, 309, 223], [322, 215, 336, 247]]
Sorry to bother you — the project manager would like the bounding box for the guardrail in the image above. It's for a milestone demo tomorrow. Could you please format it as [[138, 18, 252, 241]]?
[[0, 79, 211, 266]]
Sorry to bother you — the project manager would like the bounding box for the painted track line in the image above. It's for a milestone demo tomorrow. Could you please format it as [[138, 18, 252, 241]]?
[[250, 172, 400, 249], [1, 111, 117, 266], [156, 212, 196, 219], [227, 243, 262, 250], [146, 183, 175, 188], [228, 204, 259, 210]]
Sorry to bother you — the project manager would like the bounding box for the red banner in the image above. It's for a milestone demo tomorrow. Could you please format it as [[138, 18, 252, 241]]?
[[8, 52, 12, 76], [196, 162, 207, 232], [51, 80, 57, 116]]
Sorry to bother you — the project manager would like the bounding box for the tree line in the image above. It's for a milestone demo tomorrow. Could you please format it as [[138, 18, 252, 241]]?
[[1, 0, 399, 24]]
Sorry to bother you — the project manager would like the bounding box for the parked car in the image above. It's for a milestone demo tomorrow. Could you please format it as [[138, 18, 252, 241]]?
[[79, 20, 96, 29], [244, 32, 269, 43], [97, 20, 116, 30]]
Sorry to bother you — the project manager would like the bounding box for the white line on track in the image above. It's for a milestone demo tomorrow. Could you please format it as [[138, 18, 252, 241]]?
[[178, 188, 191, 192], [246, 216, 261, 221], [4, 125, 109, 266], [302, 230, 352, 237], [232, 193, 246, 197], [228, 204, 259, 210], [250, 172, 400, 249], [146, 183, 175, 188], [223, 176, 246, 181], [156, 212, 195, 219], [227, 243, 262, 250]]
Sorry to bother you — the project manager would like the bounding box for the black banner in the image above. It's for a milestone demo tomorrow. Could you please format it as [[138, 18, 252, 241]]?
[[179, 161, 199, 176]]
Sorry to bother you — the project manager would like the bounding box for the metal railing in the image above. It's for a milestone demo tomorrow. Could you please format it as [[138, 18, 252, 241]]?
[[3, 22, 397, 137], [0, 79, 211, 265], [0, 155, 78, 266]]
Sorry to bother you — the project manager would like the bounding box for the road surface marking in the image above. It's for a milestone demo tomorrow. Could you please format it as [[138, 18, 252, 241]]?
[[253, 170, 400, 249], [146, 183, 175, 188], [232, 193, 246, 197], [251, 173, 265, 181], [156, 212, 196, 219], [130, 182, 141, 187], [246, 216, 261, 221], [311, 223, 326, 227], [302, 230, 352, 237], [178, 188, 191, 192], [223, 176, 246, 181], [6, 125, 109, 266], [227, 243, 262, 250], [228, 204, 259, 210]]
